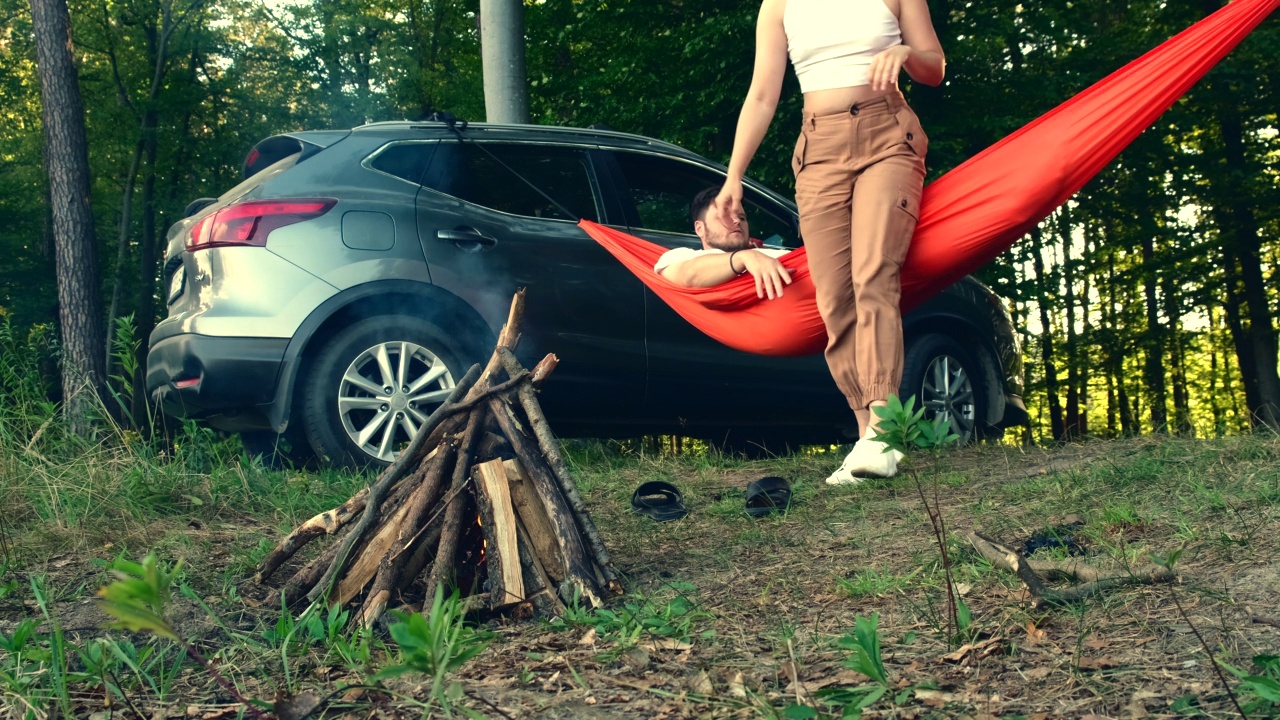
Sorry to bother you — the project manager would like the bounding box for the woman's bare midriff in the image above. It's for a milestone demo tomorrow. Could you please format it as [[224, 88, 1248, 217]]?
[[803, 85, 896, 115]]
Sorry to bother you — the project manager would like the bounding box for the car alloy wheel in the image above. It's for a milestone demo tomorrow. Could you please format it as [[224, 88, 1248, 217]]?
[[901, 333, 986, 444], [337, 340, 457, 462], [920, 354, 977, 441]]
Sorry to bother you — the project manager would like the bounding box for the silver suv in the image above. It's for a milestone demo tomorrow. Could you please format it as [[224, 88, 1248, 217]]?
[[147, 119, 1027, 467]]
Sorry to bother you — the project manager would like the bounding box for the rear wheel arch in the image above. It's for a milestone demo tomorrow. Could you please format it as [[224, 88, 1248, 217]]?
[[267, 281, 495, 434]]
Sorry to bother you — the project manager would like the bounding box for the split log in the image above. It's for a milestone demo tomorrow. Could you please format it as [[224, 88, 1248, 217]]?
[[472, 460, 524, 609], [503, 459, 566, 581], [965, 531, 1175, 608]]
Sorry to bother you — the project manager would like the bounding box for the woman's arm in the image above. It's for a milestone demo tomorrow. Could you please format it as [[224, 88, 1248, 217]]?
[[714, 0, 789, 228], [869, 0, 945, 91]]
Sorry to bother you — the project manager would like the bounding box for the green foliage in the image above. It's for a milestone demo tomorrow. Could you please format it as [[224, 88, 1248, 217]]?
[[837, 613, 889, 687], [554, 582, 715, 648], [95, 551, 182, 641], [377, 587, 491, 717], [871, 395, 961, 458], [1223, 654, 1280, 715]]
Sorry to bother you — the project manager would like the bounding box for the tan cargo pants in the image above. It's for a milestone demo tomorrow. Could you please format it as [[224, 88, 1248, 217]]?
[[793, 91, 928, 413]]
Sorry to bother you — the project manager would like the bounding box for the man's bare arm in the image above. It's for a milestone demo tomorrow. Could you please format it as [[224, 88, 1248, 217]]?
[[660, 250, 793, 299]]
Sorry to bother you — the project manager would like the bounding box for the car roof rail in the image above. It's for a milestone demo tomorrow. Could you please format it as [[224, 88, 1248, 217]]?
[[588, 122, 614, 131]]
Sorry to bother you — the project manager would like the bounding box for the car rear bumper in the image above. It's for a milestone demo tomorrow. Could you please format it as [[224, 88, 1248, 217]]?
[[146, 333, 287, 427]]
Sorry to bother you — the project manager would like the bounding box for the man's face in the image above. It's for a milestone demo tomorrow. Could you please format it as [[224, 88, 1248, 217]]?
[[696, 201, 752, 251]]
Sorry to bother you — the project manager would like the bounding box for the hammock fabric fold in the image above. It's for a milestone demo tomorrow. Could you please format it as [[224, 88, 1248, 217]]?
[[581, 0, 1278, 357]]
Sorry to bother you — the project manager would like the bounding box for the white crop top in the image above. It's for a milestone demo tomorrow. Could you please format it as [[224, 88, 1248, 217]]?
[[785, 0, 903, 93]]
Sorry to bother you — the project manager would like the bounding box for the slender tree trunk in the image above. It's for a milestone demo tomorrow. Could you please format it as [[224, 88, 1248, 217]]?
[[1163, 276, 1193, 436], [1140, 232, 1169, 433], [1220, 253, 1262, 421], [31, 0, 107, 435], [1031, 228, 1066, 442], [1060, 210, 1082, 439], [132, 108, 159, 424]]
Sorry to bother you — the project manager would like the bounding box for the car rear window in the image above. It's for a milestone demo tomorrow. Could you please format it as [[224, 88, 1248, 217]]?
[[421, 142, 599, 222], [368, 142, 436, 185]]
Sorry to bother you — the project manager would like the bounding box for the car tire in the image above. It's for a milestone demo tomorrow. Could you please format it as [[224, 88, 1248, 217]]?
[[301, 315, 469, 468], [899, 333, 987, 444]]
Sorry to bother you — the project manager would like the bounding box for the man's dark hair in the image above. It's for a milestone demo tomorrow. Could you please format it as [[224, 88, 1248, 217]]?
[[690, 187, 720, 223]]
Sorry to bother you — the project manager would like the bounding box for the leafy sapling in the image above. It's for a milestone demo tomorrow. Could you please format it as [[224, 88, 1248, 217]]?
[[870, 395, 965, 645], [96, 552, 271, 718]]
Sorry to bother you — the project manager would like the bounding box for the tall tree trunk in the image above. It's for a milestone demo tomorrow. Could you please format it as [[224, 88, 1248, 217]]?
[[1220, 253, 1262, 421], [1162, 275, 1193, 436], [1031, 228, 1066, 442], [31, 0, 107, 435], [1059, 209, 1082, 439], [1212, 104, 1280, 429], [1140, 232, 1169, 433], [132, 107, 159, 424], [480, 0, 529, 123]]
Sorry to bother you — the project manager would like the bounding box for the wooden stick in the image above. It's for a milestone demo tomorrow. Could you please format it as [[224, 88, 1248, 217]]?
[[488, 395, 602, 607], [256, 489, 369, 583], [354, 440, 459, 627], [473, 460, 525, 609], [305, 364, 481, 605], [422, 407, 486, 598], [268, 529, 347, 609], [965, 531, 1175, 608], [503, 459, 566, 581], [499, 348, 622, 594], [516, 519, 566, 617]]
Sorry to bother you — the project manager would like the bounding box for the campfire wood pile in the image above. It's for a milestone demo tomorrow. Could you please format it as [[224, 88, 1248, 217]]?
[[255, 292, 623, 626]]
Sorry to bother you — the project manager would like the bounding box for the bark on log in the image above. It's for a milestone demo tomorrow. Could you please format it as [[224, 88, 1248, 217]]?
[[306, 364, 481, 603], [489, 395, 602, 607], [422, 409, 485, 597], [473, 460, 525, 609], [500, 348, 621, 593], [355, 441, 459, 627], [503, 459, 566, 581], [516, 519, 566, 617]]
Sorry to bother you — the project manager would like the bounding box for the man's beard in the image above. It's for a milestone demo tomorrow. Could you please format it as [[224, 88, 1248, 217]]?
[[704, 230, 753, 252]]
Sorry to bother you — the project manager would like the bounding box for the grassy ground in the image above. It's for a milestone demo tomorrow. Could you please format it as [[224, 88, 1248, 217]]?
[[3, 426, 1280, 719]]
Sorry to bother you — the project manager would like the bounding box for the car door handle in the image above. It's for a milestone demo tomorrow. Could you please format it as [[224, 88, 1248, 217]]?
[[436, 228, 497, 248]]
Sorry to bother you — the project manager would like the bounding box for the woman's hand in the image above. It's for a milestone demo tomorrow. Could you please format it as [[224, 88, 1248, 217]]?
[[868, 45, 913, 92], [714, 179, 746, 232]]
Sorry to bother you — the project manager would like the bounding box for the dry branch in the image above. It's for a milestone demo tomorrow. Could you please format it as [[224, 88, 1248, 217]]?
[[965, 531, 1175, 608]]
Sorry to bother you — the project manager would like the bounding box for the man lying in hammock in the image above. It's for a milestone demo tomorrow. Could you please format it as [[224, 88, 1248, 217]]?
[[653, 187, 795, 300]]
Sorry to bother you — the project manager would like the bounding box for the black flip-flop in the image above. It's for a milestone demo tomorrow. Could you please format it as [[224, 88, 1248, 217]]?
[[745, 476, 792, 517], [631, 481, 688, 522]]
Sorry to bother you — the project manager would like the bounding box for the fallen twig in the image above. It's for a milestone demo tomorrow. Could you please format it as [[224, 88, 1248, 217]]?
[[965, 531, 1174, 608]]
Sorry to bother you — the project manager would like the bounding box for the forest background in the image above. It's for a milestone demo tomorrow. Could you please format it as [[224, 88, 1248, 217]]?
[[1, 0, 1277, 444]]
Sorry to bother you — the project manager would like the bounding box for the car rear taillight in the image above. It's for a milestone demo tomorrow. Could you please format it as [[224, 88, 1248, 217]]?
[[186, 198, 336, 251]]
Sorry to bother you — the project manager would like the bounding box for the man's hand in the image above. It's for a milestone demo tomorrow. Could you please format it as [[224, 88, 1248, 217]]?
[[739, 250, 793, 299]]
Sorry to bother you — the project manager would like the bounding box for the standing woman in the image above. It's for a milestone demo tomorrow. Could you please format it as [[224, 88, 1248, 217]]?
[[715, 0, 944, 484]]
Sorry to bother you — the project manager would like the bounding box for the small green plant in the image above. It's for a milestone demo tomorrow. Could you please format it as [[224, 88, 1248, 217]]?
[[1223, 654, 1280, 715], [375, 586, 492, 717], [871, 395, 963, 646], [836, 568, 917, 598], [839, 613, 889, 687], [96, 551, 271, 718], [571, 582, 715, 649]]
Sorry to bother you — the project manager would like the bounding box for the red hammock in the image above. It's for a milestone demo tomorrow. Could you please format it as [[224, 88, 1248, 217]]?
[[582, 0, 1278, 357]]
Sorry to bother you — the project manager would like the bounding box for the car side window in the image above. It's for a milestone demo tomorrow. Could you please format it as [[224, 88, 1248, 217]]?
[[610, 150, 800, 248], [422, 142, 600, 222], [368, 142, 436, 185]]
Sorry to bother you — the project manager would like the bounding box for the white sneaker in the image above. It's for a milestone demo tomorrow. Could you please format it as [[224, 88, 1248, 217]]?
[[824, 437, 900, 486]]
